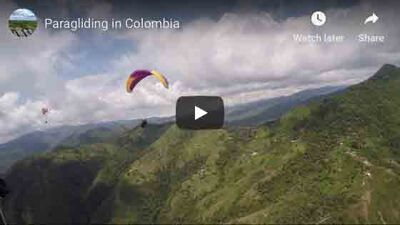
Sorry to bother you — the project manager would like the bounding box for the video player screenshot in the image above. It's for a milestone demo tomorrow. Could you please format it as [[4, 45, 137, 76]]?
[[1, 0, 400, 224]]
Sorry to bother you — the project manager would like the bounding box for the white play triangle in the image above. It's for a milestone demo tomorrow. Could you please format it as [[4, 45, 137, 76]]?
[[194, 106, 208, 120]]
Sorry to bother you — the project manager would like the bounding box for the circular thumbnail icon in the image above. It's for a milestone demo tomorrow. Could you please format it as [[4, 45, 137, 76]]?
[[311, 11, 326, 26], [9, 8, 38, 37]]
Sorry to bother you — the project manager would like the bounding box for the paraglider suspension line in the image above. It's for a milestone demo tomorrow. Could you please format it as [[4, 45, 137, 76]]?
[[0, 199, 7, 225]]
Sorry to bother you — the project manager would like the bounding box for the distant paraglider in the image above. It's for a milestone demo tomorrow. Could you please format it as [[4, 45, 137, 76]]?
[[126, 70, 169, 93], [41, 107, 49, 124], [125, 70, 168, 130]]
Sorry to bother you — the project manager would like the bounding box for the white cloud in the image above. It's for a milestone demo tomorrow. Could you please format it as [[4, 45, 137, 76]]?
[[0, 4, 76, 101], [9, 8, 36, 21], [0, 92, 47, 141], [113, 7, 399, 102], [0, 2, 400, 143]]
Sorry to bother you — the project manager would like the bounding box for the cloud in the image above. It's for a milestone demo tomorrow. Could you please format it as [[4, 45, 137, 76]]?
[[0, 1, 400, 143], [115, 5, 400, 100], [0, 3, 76, 101], [0, 92, 46, 141], [9, 8, 36, 21]]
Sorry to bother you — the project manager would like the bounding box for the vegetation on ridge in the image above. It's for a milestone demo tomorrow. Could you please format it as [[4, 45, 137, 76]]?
[[3, 65, 400, 224]]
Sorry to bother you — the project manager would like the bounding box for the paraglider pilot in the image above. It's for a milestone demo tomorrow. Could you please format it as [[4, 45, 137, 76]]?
[[140, 119, 148, 128]]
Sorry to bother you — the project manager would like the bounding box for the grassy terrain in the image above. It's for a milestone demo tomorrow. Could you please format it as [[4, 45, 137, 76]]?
[[0, 120, 140, 174], [3, 64, 400, 224], [9, 20, 37, 30]]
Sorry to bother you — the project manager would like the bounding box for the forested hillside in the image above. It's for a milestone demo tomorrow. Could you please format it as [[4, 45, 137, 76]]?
[[4, 65, 400, 224]]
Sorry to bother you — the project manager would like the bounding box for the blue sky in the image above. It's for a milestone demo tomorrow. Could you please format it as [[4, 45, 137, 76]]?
[[56, 33, 136, 80]]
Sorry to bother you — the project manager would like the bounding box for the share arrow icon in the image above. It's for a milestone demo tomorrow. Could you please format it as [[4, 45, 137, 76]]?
[[364, 12, 379, 24]]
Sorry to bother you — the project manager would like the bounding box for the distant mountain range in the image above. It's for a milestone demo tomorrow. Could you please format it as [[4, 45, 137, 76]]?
[[0, 120, 141, 174], [0, 86, 342, 174], [3, 64, 400, 224], [226, 86, 345, 126]]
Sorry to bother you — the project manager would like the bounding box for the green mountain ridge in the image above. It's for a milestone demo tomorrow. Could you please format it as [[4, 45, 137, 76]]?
[[0, 87, 340, 174], [0, 120, 141, 174], [3, 64, 400, 224]]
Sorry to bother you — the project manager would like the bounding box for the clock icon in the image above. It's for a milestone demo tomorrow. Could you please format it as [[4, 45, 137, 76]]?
[[311, 11, 326, 26]]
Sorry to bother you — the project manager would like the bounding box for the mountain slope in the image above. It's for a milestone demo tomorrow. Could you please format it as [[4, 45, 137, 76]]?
[[3, 123, 171, 224], [108, 64, 400, 224], [0, 120, 140, 174], [3, 64, 400, 224]]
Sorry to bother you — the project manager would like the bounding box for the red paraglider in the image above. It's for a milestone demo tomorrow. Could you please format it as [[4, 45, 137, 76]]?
[[41, 107, 49, 124]]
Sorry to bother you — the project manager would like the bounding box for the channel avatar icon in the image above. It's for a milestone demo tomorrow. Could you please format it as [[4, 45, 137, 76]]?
[[9, 8, 38, 37]]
